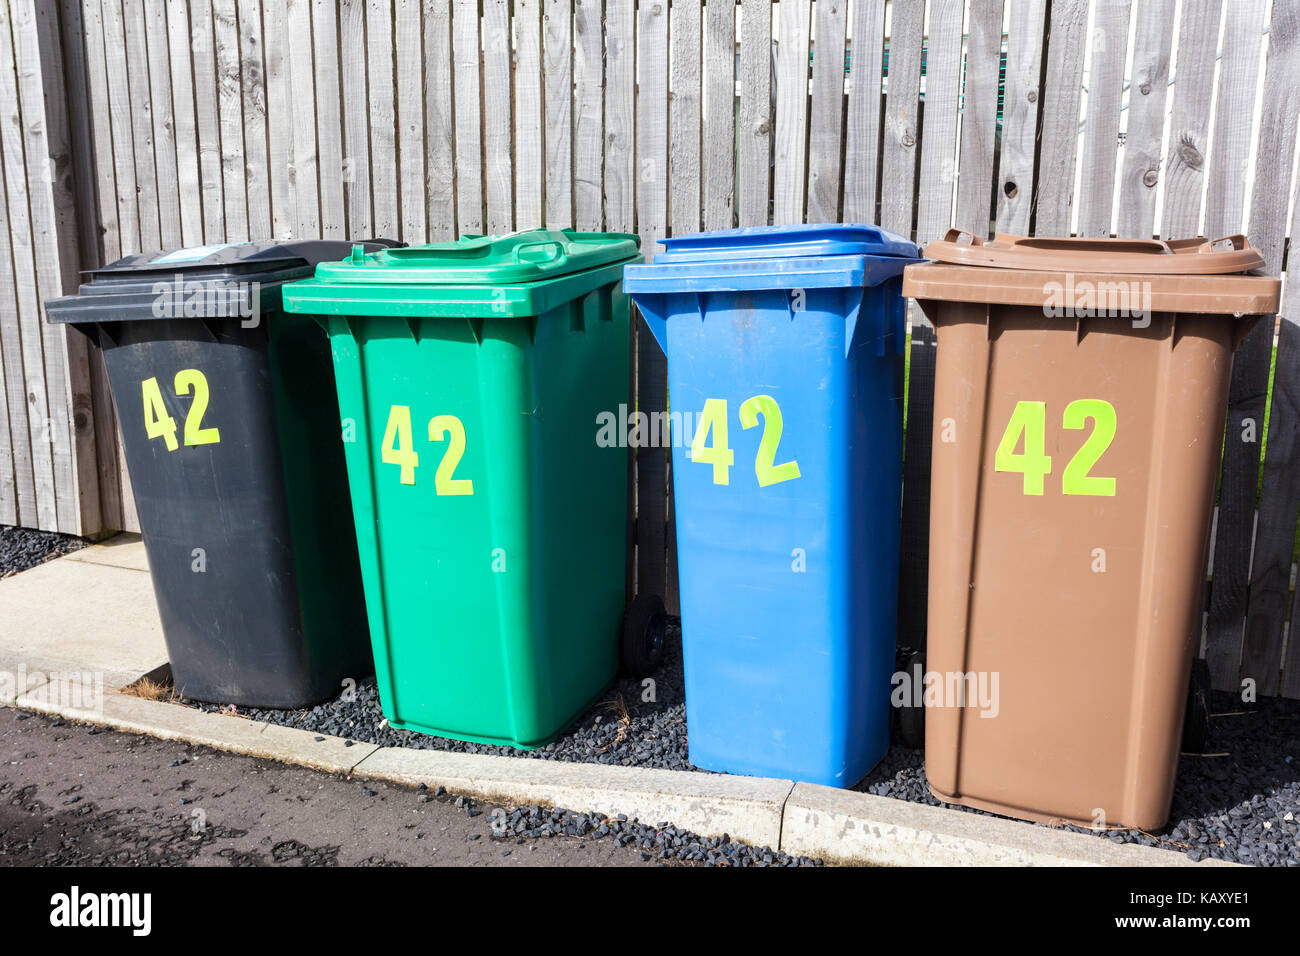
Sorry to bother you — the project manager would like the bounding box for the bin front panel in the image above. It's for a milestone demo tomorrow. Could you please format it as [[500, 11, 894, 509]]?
[[656, 285, 901, 786], [99, 315, 370, 706], [325, 282, 628, 748], [925, 305, 1233, 829]]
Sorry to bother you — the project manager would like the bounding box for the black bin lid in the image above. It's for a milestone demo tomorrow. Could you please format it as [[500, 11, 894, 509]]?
[[47, 238, 400, 325]]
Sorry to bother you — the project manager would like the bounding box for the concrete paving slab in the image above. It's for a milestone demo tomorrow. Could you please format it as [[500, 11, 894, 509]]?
[[11, 690, 378, 775], [352, 746, 794, 848], [0, 554, 166, 689], [780, 782, 1234, 866], [61, 533, 150, 572]]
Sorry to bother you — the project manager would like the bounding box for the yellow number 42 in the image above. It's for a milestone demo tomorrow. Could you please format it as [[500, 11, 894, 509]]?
[[995, 398, 1116, 497], [381, 405, 473, 495], [141, 369, 221, 451]]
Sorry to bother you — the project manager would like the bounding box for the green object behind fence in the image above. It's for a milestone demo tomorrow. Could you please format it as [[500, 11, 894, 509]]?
[[282, 230, 640, 748]]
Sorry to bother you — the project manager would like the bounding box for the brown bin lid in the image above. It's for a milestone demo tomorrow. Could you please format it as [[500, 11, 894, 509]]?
[[922, 229, 1266, 274], [905, 229, 1281, 317]]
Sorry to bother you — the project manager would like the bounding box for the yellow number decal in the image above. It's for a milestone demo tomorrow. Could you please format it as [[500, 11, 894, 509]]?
[[1062, 399, 1117, 496], [429, 414, 474, 496], [995, 400, 1052, 496], [173, 369, 221, 446], [691, 398, 734, 485], [739, 394, 801, 487], [141, 376, 179, 451], [381, 405, 419, 485]]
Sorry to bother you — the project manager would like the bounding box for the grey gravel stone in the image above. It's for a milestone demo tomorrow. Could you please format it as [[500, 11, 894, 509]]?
[[0, 525, 85, 577]]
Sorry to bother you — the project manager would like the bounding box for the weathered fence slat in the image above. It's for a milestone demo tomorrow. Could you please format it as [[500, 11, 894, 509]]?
[[603, 0, 634, 234], [22, 0, 99, 535], [82, 0, 122, 262], [213, 0, 248, 240], [736, 0, 770, 227], [572, 0, 602, 233], [190, 0, 226, 243], [424, 0, 456, 239], [236, 0, 271, 240], [806, 0, 847, 223], [841, 0, 884, 224], [996, 0, 1047, 235], [396, 0, 427, 243], [482, 0, 515, 235], [1075, 0, 1131, 238], [1035, 0, 1088, 236], [913, 0, 962, 246], [879, 0, 922, 237], [0, 4, 60, 531], [1159, 0, 1222, 239], [286, 0, 320, 239], [670, 0, 702, 236], [1115, 0, 1174, 240], [340, 0, 372, 238], [772, 0, 810, 224], [954, 0, 1004, 236], [451, 0, 483, 234], [61, 0, 122, 529], [0, 10, 31, 527], [312, 0, 346, 239], [368, 0, 400, 239], [162, 0, 203, 248], [702, 0, 735, 231], [543, 0, 573, 229]]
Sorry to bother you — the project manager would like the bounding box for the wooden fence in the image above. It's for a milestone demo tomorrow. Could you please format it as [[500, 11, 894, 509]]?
[[4, 0, 1300, 697]]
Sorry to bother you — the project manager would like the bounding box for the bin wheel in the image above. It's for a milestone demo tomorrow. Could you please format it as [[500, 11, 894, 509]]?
[[1182, 658, 1212, 754], [894, 647, 925, 750], [621, 593, 667, 678]]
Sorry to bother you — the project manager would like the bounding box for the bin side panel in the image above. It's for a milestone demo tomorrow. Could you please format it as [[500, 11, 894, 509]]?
[[926, 304, 1233, 829], [267, 312, 374, 690], [664, 287, 897, 786], [339, 315, 521, 743], [525, 283, 629, 742], [99, 319, 318, 706], [329, 289, 629, 749]]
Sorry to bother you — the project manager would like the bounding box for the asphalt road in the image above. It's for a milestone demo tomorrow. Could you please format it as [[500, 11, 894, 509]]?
[[0, 707, 667, 867]]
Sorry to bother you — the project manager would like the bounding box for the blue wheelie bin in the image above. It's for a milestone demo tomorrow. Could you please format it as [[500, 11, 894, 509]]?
[[623, 224, 921, 787]]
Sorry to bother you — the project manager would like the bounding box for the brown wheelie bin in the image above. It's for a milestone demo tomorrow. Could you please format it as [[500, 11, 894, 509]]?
[[902, 231, 1281, 830]]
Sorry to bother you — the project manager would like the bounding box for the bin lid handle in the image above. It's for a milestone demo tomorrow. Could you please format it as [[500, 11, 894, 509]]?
[[511, 239, 567, 266], [941, 227, 983, 246]]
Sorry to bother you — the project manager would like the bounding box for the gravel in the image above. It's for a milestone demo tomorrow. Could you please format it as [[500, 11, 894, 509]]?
[[482, 803, 821, 866], [0, 525, 85, 577], [190, 623, 1300, 866], [194, 621, 697, 770], [857, 690, 1300, 867]]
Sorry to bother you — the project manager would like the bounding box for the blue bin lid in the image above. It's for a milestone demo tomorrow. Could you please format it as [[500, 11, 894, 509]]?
[[652, 223, 918, 264], [624, 223, 921, 296]]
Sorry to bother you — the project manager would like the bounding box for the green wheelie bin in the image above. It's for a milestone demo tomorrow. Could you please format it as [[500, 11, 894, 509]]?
[[280, 230, 661, 748]]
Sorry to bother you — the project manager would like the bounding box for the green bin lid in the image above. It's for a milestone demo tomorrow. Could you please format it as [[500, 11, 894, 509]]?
[[312, 229, 640, 285]]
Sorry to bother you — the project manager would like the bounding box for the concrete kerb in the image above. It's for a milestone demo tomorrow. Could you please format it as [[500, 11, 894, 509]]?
[[781, 783, 1235, 867], [11, 689, 379, 776], [4, 684, 1238, 865], [350, 745, 793, 848]]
